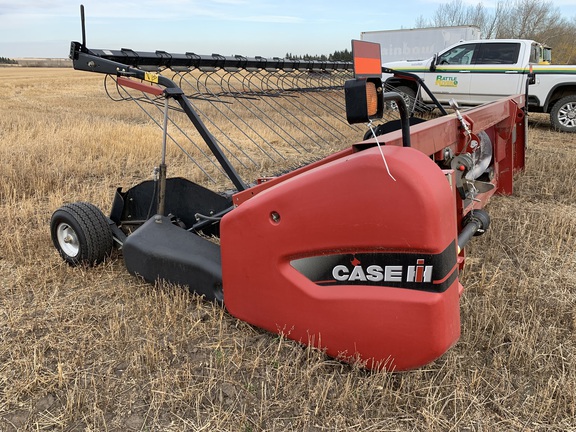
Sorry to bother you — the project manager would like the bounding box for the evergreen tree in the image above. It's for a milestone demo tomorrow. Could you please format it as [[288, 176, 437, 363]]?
[[285, 49, 352, 62], [0, 56, 18, 64]]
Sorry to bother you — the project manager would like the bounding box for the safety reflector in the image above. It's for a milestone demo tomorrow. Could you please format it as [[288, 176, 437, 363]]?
[[351, 39, 382, 78]]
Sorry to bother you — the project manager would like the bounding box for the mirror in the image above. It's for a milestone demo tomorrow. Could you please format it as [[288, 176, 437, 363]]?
[[430, 54, 437, 72]]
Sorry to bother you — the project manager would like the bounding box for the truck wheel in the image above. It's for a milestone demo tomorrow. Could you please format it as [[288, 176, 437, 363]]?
[[389, 85, 416, 111], [50, 202, 114, 266], [550, 95, 576, 132]]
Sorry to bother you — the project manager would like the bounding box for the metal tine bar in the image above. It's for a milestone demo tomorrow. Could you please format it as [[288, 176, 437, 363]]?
[[106, 75, 227, 180], [112, 78, 225, 182], [183, 69, 273, 165], [252, 71, 330, 151], [216, 71, 295, 155], [176, 70, 264, 168], [252, 71, 330, 149], [291, 71, 357, 134], [107, 76, 223, 178], [80, 45, 354, 74], [175, 71, 258, 168], [228, 71, 308, 154], [142, 93, 230, 178], [271, 70, 346, 144], [219, 70, 310, 156], [214, 70, 292, 159], [271, 68, 349, 144], [290, 70, 349, 114], [291, 72, 349, 123], [239, 71, 317, 153], [201, 69, 286, 162], [297, 92, 356, 136], [169, 70, 255, 170]]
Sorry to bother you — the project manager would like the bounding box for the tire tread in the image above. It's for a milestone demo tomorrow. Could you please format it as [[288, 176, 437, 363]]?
[[51, 202, 113, 266]]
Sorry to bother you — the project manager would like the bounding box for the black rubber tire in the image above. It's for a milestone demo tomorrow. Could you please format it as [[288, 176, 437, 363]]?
[[363, 117, 428, 140], [389, 85, 417, 112], [50, 202, 114, 266], [395, 85, 416, 104], [550, 95, 576, 132]]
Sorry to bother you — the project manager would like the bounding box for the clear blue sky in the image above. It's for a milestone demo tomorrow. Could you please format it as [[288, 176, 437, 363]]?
[[2, 0, 576, 59]]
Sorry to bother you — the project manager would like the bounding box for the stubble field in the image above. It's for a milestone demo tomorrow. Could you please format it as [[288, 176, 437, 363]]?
[[0, 67, 575, 431]]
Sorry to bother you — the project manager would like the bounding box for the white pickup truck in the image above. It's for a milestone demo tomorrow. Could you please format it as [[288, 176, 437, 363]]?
[[382, 39, 576, 132]]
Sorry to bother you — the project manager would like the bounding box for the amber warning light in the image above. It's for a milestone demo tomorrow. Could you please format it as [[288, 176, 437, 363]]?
[[345, 40, 384, 124]]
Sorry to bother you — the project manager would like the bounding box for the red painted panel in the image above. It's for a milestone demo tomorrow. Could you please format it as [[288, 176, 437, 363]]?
[[221, 145, 460, 370], [117, 76, 164, 96]]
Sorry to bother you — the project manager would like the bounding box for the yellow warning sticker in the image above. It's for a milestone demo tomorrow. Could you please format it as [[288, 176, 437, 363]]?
[[144, 72, 159, 83]]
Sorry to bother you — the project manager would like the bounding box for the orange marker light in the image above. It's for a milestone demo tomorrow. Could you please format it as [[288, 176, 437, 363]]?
[[366, 82, 379, 117]]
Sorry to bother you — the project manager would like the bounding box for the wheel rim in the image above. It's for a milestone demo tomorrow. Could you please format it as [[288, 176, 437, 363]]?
[[56, 223, 80, 258], [557, 102, 576, 128]]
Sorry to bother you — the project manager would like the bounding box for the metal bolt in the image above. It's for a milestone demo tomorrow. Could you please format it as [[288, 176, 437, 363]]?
[[270, 211, 280, 224]]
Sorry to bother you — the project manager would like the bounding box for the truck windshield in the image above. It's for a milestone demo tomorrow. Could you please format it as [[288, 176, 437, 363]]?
[[437, 44, 477, 65]]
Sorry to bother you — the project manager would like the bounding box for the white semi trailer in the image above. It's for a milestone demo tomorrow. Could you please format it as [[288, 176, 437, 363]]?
[[361, 26, 481, 63]]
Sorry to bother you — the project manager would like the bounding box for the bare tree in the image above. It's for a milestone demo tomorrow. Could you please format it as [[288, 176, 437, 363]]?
[[496, 0, 564, 38], [416, 0, 576, 63], [496, 0, 576, 63], [539, 18, 576, 64], [417, 0, 493, 36]]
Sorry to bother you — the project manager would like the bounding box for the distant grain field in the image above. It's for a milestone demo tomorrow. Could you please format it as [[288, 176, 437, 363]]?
[[1, 68, 575, 431]]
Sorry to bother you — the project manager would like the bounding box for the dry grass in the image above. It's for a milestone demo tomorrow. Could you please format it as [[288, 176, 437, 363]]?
[[1, 68, 575, 431]]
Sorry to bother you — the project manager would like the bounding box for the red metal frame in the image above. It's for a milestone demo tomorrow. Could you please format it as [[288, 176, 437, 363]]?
[[222, 95, 526, 371], [235, 94, 526, 221]]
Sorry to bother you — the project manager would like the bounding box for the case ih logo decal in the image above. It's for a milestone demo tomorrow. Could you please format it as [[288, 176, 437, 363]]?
[[332, 258, 433, 283], [291, 241, 457, 293]]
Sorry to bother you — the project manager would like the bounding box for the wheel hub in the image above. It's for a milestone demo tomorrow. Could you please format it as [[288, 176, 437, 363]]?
[[558, 102, 576, 126], [56, 223, 80, 257]]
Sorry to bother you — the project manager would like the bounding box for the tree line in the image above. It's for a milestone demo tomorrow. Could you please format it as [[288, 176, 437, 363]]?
[[415, 0, 576, 64], [285, 49, 352, 62], [287, 0, 576, 65], [0, 57, 18, 65]]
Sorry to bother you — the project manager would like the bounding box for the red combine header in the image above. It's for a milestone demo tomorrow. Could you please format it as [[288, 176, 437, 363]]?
[[51, 9, 526, 371]]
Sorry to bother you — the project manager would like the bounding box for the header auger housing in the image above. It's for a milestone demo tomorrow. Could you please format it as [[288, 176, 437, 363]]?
[[51, 17, 526, 370]]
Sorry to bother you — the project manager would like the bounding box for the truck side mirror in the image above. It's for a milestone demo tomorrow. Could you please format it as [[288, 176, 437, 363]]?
[[430, 54, 437, 72]]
